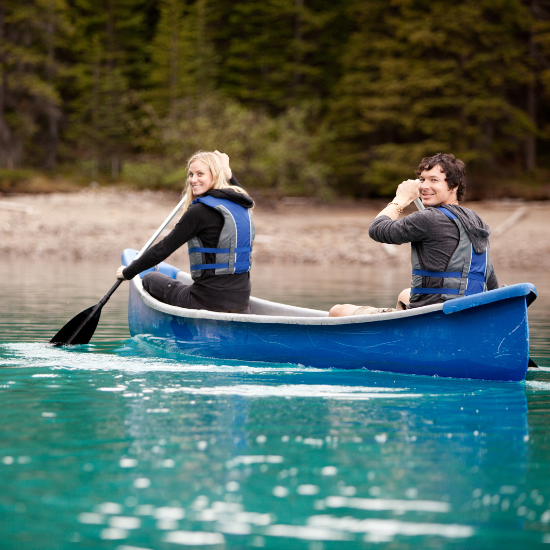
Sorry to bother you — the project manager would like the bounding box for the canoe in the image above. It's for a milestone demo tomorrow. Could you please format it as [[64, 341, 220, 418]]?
[[122, 249, 537, 382]]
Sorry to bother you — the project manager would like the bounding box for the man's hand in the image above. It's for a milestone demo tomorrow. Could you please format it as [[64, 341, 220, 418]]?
[[214, 150, 232, 181], [116, 266, 127, 280], [375, 179, 422, 220], [395, 179, 421, 205]]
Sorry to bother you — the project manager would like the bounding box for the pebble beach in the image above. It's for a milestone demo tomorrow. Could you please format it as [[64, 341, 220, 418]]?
[[0, 188, 547, 272]]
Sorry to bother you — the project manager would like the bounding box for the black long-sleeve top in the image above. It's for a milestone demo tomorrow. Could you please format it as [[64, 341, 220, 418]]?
[[123, 179, 254, 311]]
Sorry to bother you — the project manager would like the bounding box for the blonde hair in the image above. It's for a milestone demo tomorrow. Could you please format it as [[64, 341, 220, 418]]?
[[183, 151, 251, 210]]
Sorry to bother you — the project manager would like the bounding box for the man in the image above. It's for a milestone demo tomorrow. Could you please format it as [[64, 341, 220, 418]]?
[[329, 152, 498, 317]]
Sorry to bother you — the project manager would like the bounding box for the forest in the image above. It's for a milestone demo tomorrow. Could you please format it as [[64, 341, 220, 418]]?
[[2, 0, 550, 198]]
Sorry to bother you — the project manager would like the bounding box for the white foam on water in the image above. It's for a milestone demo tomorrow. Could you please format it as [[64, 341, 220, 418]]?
[[323, 496, 450, 513], [163, 531, 225, 545], [0, 343, 326, 374], [307, 515, 473, 539], [153, 507, 185, 521], [109, 517, 141, 530], [526, 380, 550, 391], [159, 384, 420, 399], [265, 524, 351, 541]]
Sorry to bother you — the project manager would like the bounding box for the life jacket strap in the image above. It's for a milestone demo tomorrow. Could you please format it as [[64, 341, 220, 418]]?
[[413, 269, 462, 278], [188, 246, 252, 254], [412, 269, 486, 282], [190, 261, 251, 272], [411, 288, 460, 295]]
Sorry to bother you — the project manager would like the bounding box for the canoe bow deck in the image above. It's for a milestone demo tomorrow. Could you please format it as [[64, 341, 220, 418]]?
[[122, 249, 536, 382]]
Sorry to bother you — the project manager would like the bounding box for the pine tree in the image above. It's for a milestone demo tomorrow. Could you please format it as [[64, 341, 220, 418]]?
[[329, 0, 536, 195], [212, 0, 349, 111], [0, 0, 69, 169], [147, 0, 207, 118], [66, 0, 148, 178]]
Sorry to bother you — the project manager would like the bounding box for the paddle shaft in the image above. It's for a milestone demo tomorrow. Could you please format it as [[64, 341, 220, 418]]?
[[413, 197, 425, 211], [63, 195, 188, 345], [134, 196, 187, 260]]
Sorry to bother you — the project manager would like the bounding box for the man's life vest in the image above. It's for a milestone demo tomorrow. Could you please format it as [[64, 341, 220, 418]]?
[[188, 195, 255, 280], [410, 206, 492, 300]]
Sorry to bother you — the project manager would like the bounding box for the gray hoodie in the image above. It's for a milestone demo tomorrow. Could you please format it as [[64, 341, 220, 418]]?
[[369, 205, 498, 308]]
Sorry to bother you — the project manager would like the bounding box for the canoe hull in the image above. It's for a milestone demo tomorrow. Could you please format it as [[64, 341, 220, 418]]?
[[128, 282, 531, 382]]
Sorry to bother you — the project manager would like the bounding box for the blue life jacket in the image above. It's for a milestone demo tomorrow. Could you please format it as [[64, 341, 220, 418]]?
[[188, 195, 255, 280], [410, 206, 493, 300]]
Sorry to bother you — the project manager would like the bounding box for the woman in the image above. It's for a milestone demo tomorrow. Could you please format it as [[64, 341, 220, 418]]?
[[116, 150, 255, 314]]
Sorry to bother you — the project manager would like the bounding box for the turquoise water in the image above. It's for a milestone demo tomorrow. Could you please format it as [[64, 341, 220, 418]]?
[[2, 259, 550, 549]]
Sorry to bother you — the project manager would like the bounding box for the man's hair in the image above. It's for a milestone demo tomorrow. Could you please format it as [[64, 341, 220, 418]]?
[[414, 153, 466, 201]]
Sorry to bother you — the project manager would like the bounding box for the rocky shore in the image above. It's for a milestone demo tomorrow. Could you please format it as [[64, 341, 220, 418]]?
[[0, 188, 548, 271]]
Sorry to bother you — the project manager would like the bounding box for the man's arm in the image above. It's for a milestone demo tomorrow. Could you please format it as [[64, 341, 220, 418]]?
[[487, 269, 499, 290], [369, 209, 436, 245]]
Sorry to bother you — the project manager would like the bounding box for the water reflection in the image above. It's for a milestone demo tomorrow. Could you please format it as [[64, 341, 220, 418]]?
[[2, 258, 550, 548], [1, 338, 535, 547]]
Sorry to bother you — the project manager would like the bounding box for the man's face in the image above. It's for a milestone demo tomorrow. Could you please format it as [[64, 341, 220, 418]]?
[[419, 165, 457, 207]]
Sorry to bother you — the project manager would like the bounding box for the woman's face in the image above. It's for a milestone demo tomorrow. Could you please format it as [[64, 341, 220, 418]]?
[[189, 159, 214, 196]]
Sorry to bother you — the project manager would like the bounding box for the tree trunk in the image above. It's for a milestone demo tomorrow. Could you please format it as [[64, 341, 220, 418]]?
[[92, 40, 100, 179], [169, 1, 178, 118], [45, 4, 58, 171], [525, 8, 537, 172], [197, 0, 206, 99], [0, 6, 15, 169], [293, 0, 304, 92], [111, 155, 119, 179]]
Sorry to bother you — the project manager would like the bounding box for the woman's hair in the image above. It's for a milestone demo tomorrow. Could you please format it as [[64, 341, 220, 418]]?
[[414, 152, 466, 201], [183, 151, 251, 210]]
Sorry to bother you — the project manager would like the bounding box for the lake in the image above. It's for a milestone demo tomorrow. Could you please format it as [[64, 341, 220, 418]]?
[[1, 258, 550, 549]]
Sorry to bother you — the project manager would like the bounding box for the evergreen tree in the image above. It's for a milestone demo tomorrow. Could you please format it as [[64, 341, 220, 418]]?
[[147, 0, 217, 118], [212, 0, 349, 111], [330, 0, 536, 195], [66, 0, 148, 177], [0, 0, 69, 169]]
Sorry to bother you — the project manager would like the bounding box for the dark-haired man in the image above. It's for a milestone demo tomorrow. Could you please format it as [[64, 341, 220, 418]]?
[[329, 153, 498, 316]]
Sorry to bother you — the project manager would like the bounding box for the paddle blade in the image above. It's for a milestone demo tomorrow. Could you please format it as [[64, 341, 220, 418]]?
[[528, 357, 539, 369], [49, 306, 102, 346]]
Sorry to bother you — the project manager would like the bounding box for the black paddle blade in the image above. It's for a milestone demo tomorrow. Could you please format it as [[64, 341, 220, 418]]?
[[49, 306, 102, 346], [528, 357, 539, 369]]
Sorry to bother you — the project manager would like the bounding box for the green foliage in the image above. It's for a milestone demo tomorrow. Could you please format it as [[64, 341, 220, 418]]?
[[0, 0, 70, 168], [2, 0, 550, 197], [329, 0, 539, 195], [124, 93, 332, 197]]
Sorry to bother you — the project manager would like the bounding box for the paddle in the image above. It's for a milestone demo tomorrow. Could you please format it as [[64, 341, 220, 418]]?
[[50, 196, 187, 346]]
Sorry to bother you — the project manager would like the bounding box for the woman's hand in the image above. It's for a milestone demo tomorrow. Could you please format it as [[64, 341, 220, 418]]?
[[116, 266, 127, 280], [395, 179, 421, 205], [214, 150, 232, 181]]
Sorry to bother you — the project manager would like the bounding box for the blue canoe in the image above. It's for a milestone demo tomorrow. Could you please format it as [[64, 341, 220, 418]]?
[[122, 249, 537, 382]]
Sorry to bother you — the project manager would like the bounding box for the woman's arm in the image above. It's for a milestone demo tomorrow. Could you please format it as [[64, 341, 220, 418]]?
[[119, 205, 211, 280]]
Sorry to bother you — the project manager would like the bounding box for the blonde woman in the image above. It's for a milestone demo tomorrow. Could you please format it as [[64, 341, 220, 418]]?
[[116, 151, 255, 313]]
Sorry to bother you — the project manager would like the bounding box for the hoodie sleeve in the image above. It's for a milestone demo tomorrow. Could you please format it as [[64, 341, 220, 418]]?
[[487, 267, 499, 290], [369, 210, 437, 244]]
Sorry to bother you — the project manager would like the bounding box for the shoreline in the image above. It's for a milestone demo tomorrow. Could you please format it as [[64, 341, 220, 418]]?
[[0, 188, 548, 271]]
